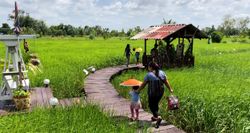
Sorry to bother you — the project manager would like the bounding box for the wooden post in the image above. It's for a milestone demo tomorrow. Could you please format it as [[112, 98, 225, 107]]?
[[190, 37, 194, 54], [143, 39, 147, 67], [144, 39, 147, 54], [18, 62, 23, 86]]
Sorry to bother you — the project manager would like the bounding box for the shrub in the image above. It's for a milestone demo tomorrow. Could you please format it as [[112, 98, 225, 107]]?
[[239, 39, 247, 43], [211, 31, 223, 43], [89, 34, 95, 40], [231, 38, 237, 42]]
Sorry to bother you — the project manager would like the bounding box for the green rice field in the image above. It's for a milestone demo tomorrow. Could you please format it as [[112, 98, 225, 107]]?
[[0, 37, 250, 132]]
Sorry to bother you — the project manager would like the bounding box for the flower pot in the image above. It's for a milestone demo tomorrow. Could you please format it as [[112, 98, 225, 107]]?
[[13, 95, 31, 110]]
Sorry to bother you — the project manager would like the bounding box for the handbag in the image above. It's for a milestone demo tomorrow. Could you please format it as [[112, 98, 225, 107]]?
[[167, 95, 179, 110]]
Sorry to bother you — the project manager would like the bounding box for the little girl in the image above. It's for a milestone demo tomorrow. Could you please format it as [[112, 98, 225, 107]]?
[[129, 86, 141, 121]]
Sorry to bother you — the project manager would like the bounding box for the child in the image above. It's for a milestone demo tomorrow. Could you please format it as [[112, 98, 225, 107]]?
[[129, 86, 141, 121]]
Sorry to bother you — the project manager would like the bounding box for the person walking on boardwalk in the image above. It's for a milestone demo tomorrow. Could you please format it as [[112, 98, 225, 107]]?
[[124, 44, 132, 67], [129, 86, 141, 121], [120, 79, 142, 121], [137, 62, 174, 128]]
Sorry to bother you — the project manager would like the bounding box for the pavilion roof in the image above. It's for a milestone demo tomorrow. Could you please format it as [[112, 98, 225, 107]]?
[[131, 24, 207, 40]]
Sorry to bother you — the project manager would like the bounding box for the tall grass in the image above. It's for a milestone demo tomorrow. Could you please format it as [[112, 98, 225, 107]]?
[[112, 38, 250, 132], [0, 104, 146, 132]]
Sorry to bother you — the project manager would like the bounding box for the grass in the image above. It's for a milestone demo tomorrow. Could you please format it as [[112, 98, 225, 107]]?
[[112, 37, 250, 132], [0, 104, 147, 133]]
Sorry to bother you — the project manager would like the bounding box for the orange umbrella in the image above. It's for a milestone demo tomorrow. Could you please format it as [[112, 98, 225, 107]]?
[[120, 79, 142, 87]]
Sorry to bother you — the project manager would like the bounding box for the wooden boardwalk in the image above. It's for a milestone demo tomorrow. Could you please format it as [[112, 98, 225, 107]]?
[[0, 87, 82, 116], [84, 65, 185, 133]]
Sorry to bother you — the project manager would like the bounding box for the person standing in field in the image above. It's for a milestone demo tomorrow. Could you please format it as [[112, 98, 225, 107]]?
[[124, 44, 132, 67], [133, 47, 142, 65], [137, 62, 173, 128]]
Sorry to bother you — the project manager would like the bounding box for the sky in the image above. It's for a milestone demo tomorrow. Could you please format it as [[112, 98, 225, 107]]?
[[0, 0, 249, 30]]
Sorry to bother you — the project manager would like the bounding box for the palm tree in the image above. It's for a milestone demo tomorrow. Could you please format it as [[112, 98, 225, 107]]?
[[162, 18, 176, 25]]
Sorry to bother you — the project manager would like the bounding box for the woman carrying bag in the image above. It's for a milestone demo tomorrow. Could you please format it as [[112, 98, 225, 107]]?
[[137, 62, 174, 128]]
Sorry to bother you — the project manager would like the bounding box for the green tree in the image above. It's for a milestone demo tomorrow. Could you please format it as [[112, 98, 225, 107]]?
[[110, 30, 119, 37], [78, 27, 84, 37], [102, 28, 110, 39], [218, 15, 239, 36], [119, 29, 126, 37], [202, 25, 216, 35], [0, 23, 11, 34], [237, 17, 250, 36], [211, 31, 223, 43]]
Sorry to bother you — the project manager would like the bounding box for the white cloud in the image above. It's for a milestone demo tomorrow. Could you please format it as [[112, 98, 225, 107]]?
[[0, 0, 249, 30]]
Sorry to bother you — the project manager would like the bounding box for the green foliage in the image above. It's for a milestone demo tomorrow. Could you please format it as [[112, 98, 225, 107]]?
[[222, 40, 227, 43], [211, 31, 223, 43], [0, 23, 11, 34], [126, 26, 142, 37], [12, 86, 30, 98], [162, 18, 176, 24], [89, 34, 95, 40], [202, 25, 216, 35], [217, 15, 249, 36], [0, 104, 146, 132]]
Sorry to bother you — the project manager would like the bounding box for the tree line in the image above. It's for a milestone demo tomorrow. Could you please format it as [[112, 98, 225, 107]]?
[[1, 12, 249, 42], [202, 15, 250, 42], [0, 11, 142, 39]]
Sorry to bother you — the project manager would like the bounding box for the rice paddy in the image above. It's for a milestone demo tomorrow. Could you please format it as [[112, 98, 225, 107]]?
[[0, 104, 146, 133], [1, 37, 250, 132], [112, 38, 250, 132]]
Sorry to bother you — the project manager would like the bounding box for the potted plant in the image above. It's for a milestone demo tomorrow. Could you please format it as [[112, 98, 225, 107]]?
[[12, 85, 31, 110]]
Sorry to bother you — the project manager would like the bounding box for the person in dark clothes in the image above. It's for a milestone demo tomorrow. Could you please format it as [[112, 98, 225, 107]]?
[[124, 44, 132, 67], [137, 62, 173, 128]]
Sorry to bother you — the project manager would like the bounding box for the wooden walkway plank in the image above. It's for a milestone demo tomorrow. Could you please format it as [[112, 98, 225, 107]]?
[[30, 89, 38, 108], [63, 99, 71, 106], [58, 99, 65, 107], [41, 88, 49, 107], [36, 88, 45, 107]]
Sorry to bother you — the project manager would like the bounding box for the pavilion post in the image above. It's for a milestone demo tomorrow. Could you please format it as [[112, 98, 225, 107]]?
[[155, 39, 157, 45], [143, 39, 147, 67], [144, 39, 147, 54]]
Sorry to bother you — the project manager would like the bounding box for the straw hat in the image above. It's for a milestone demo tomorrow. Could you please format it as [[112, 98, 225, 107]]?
[[120, 79, 142, 87]]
